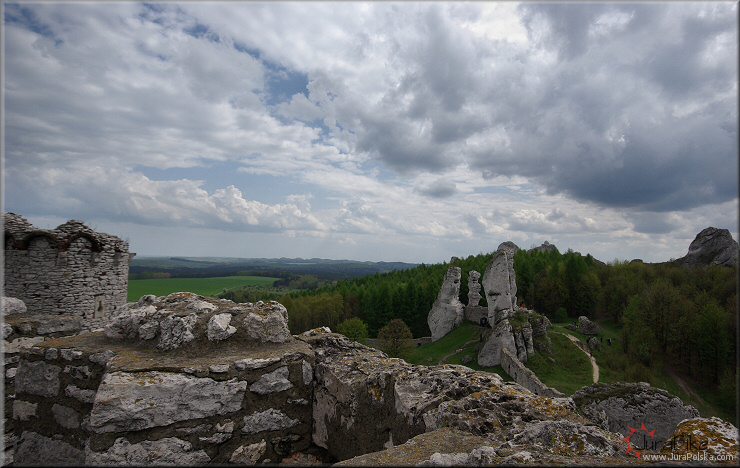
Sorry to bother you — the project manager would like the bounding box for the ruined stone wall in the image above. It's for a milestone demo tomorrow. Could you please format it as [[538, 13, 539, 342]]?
[[500, 347, 565, 398], [3, 213, 135, 319], [11, 294, 315, 465]]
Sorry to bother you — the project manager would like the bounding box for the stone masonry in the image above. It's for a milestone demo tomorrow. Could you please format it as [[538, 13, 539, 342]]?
[[3, 213, 136, 319]]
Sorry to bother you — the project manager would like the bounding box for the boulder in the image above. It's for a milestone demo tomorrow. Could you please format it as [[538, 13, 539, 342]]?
[[660, 417, 738, 459], [577, 316, 600, 335], [587, 336, 602, 352], [427, 266, 464, 341], [477, 319, 516, 367], [680, 227, 738, 268], [2, 296, 27, 315], [572, 381, 700, 449]]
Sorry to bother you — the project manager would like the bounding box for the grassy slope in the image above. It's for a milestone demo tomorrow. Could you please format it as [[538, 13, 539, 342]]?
[[127, 276, 278, 302], [525, 331, 593, 395], [553, 319, 735, 422], [400, 322, 513, 381]]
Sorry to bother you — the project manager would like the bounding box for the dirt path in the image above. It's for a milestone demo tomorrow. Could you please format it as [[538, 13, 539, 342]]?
[[558, 332, 599, 383], [666, 366, 704, 405], [439, 337, 481, 365]]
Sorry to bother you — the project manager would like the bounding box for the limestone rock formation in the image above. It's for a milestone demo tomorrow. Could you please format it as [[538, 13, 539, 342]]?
[[467, 270, 482, 307], [427, 266, 464, 341], [679, 227, 739, 268], [572, 381, 701, 449], [482, 251, 516, 324], [303, 328, 628, 464], [578, 315, 600, 335], [477, 319, 516, 367], [496, 241, 519, 307]]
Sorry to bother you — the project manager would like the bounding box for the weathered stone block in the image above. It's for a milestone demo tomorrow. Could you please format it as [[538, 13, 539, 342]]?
[[206, 312, 236, 341], [242, 408, 299, 434], [89, 371, 248, 433], [86, 436, 210, 465], [13, 400, 38, 421], [15, 360, 61, 397], [52, 403, 80, 429], [230, 440, 267, 464], [249, 366, 293, 394], [14, 431, 85, 466]]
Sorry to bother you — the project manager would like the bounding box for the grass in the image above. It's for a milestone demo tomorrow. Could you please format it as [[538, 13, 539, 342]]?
[[555, 318, 736, 422], [524, 331, 593, 395], [399, 321, 513, 381], [127, 276, 279, 302]]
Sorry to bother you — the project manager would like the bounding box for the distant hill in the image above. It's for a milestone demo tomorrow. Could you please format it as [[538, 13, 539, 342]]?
[[129, 256, 418, 281]]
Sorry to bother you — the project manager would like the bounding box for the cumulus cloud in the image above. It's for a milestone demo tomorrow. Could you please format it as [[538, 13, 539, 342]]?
[[3, 2, 737, 262]]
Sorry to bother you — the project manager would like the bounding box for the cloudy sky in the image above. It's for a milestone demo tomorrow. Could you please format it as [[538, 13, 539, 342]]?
[[3, 2, 738, 264]]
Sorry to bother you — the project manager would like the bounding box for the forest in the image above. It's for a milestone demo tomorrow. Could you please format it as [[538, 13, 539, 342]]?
[[245, 247, 736, 399]]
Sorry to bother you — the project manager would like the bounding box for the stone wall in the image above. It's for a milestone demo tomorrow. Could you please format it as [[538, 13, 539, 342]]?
[[3, 213, 135, 319], [11, 293, 315, 465], [500, 347, 565, 398]]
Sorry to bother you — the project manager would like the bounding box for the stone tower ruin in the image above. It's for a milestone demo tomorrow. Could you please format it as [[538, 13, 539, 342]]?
[[3, 212, 135, 319]]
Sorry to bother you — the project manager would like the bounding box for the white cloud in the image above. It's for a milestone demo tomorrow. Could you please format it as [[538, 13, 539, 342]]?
[[3, 2, 737, 263]]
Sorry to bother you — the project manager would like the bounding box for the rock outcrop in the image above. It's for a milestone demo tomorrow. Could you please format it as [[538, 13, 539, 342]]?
[[477, 319, 516, 367], [305, 328, 628, 464], [467, 270, 482, 307], [679, 227, 738, 268], [577, 315, 600, 335], [527, 240, 557, 253], [427, 265, 464, 341], [481, 243, 519, 325], [572, 381, 701, 449]]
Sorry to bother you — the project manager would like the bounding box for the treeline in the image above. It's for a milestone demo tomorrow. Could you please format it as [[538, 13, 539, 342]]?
[[514, 248, 600, 321], [129, 258, 417, 281], [280, 254, 496, 338], [515, 247, 736, 389]]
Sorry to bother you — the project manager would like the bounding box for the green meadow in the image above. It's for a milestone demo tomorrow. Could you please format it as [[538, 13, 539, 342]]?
[[127, 276, 278, 302]]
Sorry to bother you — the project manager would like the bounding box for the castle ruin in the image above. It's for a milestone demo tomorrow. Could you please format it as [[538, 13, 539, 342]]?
[[3, 213, 135, 320]]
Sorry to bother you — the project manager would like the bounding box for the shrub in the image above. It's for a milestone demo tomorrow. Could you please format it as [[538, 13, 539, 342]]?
[[377, 318, 413, 357], [337, 317, 369, 344]]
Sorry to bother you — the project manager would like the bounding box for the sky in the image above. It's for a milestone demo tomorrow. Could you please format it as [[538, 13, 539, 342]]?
[[2, 1, 738, 264]]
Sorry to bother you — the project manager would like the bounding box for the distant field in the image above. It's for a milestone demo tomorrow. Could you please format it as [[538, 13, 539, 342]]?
[[127, 276, 278, 302]]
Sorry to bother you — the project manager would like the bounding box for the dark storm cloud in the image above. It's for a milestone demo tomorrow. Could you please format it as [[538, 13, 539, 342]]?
[[470, 2, 738, 213]]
